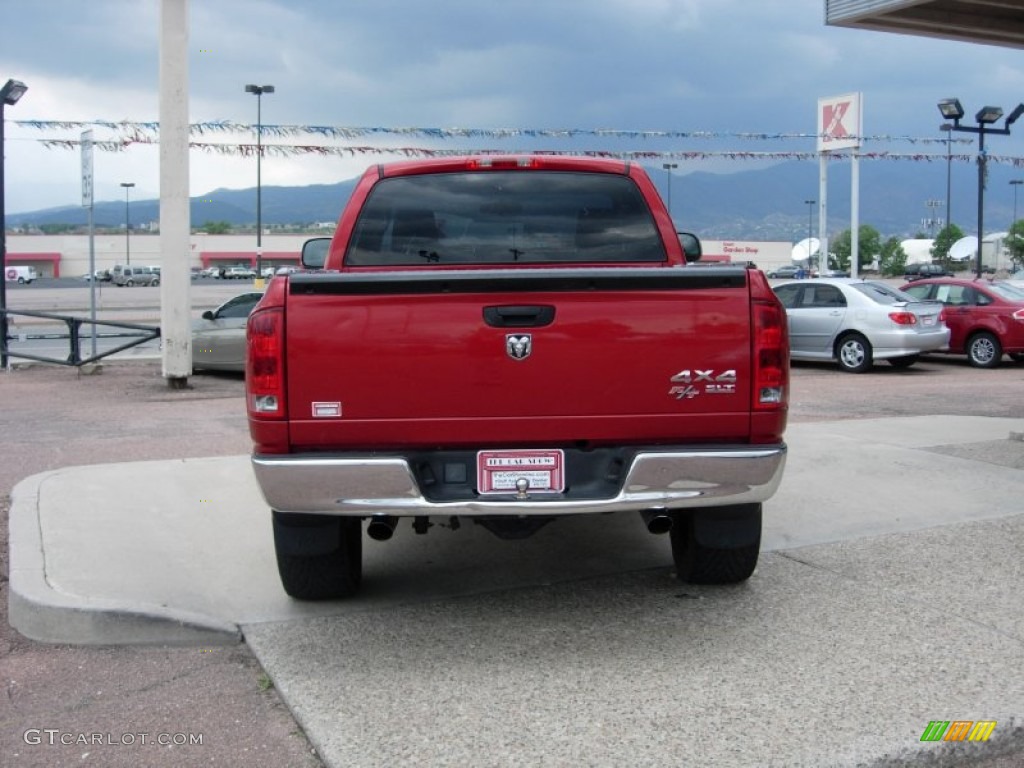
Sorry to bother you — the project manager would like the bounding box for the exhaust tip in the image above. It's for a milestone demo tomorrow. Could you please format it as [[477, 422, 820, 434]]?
[[640, 508, 673, 535], [367, 515, 398, 541]]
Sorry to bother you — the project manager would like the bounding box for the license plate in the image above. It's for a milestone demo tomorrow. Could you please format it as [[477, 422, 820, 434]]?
[[923, 315, 936, 326], [477, 449, 565, 495]]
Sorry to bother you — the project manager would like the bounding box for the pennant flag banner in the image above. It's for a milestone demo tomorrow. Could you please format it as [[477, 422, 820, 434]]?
[[19, 117, 1018, 164], [32, 137, 1024, 166], [15, 118, 975, 145]]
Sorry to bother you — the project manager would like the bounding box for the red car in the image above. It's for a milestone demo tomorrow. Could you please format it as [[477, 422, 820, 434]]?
[[899, 277, 1024, 367]]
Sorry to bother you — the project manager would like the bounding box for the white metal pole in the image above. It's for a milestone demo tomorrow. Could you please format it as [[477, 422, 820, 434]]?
[[850, 151, 860, 278], [818, 152, 828, 276], [159, 0, 192, 384]]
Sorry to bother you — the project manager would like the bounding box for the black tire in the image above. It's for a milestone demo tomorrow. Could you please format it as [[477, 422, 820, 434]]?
[[125, 279, 134, 287], [836, 333, 873, 373], [670, 504, 761, 585], [966, 332, 1001, 368], [888, 354, 919, 369], [273, 512, 362, 600], [17, 277, 25, 284], [151, 279, 160, 287]]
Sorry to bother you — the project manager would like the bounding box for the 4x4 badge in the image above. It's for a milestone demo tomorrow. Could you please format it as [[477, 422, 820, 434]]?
[[506, 334, 532, 360]]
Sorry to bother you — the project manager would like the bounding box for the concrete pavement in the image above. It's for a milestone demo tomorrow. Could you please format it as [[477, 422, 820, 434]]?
[[9, 415, 1024, 766]]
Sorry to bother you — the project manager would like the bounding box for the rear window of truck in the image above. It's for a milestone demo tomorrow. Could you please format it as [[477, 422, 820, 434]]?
[[345, 171, 667, 266]]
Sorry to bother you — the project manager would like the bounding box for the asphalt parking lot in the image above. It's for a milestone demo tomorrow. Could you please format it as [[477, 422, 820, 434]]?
[[1, 284, 1023, 767]]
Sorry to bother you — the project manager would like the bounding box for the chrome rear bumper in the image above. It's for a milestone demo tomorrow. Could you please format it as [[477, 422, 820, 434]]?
[[252, 444, 787, 516]]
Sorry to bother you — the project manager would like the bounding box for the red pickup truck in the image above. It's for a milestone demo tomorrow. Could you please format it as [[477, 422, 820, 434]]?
[[246, 155, 789, 600]]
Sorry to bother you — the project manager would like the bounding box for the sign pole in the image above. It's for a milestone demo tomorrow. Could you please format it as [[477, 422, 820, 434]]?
[[82, 129, 97, 358]]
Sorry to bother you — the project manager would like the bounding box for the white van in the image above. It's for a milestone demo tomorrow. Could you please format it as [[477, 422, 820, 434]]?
[[5, 266, 38, 284]]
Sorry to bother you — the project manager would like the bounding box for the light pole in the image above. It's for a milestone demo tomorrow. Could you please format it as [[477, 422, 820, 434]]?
[[940, 123, 954, 229], [245, 84, 274, 285], [924, 199, 943, 237], [804, 199, 815, 269], [662, 162, 678, 221], [1011, 179, 1023, 227], [1, 78, 28, 370], [938, 98, 1024, 277], [120, 182, 135, 265]]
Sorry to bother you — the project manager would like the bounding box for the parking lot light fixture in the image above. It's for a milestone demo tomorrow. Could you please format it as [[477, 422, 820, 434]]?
[[936, 98, 1024, 278], [1, 78, 29, 370], [938, 98, 965, 120], [245, 84, 274, 286]]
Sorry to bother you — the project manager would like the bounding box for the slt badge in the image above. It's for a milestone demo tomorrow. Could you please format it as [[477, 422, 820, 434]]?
[[669, 369, 737, 399]]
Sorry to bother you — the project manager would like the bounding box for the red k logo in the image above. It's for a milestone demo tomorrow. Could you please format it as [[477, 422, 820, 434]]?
[[823, 101, 851, 140]]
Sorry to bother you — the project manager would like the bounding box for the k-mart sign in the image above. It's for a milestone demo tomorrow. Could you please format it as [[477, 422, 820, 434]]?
[[818, 92, 862, 151]]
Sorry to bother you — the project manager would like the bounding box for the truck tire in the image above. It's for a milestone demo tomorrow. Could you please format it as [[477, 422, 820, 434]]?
[[967, 332, 1001, 368], [836, 333, 873, 373], [670, 504, 761, 585], [272, 512, 362, 600]]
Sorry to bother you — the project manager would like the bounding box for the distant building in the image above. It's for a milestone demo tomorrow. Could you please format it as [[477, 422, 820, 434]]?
[[701, 240, 793, 270], [5, 233, 307, 277]]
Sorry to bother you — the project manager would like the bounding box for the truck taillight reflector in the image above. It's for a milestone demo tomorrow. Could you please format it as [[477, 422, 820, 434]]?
[[247, 308, 285, 418], [752, 299, 788, 410]]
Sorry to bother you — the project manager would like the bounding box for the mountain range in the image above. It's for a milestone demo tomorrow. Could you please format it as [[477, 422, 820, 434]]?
[[7, 158, 1022, 243]]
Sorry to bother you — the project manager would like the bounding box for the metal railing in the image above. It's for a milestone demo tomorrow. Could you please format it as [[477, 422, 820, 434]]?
[[1, 308, 160, 367]]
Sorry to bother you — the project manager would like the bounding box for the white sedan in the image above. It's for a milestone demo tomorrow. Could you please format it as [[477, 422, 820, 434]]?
[[773, 278, 950, 372], [192, 292, 264, 372]]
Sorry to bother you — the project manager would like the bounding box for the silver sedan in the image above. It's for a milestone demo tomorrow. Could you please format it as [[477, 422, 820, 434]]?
[[773, 279, 950, 372], [192, 292, 264, 372]]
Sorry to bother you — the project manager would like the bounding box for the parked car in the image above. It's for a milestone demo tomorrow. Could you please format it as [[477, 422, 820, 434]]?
[[767, 265, 804, 279], [773, 278, 949, 372], [899, 277, 1024, 367], [224, 266, 256, 280], [192, 292, 264, 372], [80, 269, 109, 282], [274, 266, 298, 276], [817, 268, 850, 278], [111, 265, 159, 287], [904, 263, 954, 281]]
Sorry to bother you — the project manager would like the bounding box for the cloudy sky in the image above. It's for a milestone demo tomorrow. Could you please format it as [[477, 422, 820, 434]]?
[[3, 0, 1024, 214]]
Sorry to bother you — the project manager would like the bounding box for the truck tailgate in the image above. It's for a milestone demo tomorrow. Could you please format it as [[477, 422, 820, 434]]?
[[284, 268, 754, 449]]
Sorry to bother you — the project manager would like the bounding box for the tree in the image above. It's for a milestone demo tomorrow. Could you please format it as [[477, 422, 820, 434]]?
[[878, 236, 908, 277], [829, 225, 882, 271], [198, 220, 232, 234], [1006, 220, 1024, 271], [930, 224, 965, 269]]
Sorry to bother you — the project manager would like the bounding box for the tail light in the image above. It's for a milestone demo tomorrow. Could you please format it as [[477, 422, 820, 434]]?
[[889, 311, 918, 325], [246, 279, 286, 420], [751, 297, 788, 411]]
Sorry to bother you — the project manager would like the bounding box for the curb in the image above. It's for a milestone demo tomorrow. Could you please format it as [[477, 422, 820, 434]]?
[[8, 468, 241, 646]]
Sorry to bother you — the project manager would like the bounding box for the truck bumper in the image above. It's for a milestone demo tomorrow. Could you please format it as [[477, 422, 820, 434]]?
[[251, 444, 787, 516]]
